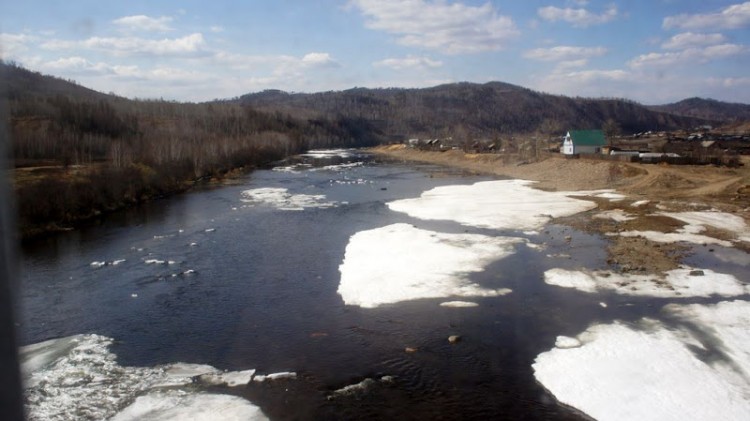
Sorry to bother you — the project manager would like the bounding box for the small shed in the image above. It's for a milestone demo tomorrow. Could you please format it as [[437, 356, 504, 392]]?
[[562, 130, 607, 155]]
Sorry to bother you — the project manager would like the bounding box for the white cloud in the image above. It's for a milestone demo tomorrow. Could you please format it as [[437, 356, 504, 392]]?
[[112, 15, 174, 32], [373, 55, 443, 70], [524, 45, 607, 61], [209, 26, 225, 33], [706, 76, 750, 89], [349, 0, 519, 54], [629, 44, 747, 68], [40, 56, 111, 74], [301, 52, 339, 68], [537, 4, 618, 27], [41, 33, 207, 57], [530, 68, 634, 100], [0, 33, 34, 59], [662, 32, 727, 50], [663, 2, 750, 30]]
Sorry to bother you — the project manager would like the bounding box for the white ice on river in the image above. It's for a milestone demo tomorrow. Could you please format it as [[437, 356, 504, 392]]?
[[533, 300, 750, 421], [386, 180, 600, 231], [338, 223, 521, 308], [544, 267, 749, 298], [241, 187, 337, 210], [19, 334, 273, 421]]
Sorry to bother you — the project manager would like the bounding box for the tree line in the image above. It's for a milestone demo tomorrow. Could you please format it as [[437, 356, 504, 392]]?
[[3, 62, 381, 238]]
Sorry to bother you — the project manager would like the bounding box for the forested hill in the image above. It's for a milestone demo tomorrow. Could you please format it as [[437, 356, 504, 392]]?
[[648, 97, 750, 123], [234, 82, 710, 140], [2, 61, 380, 238]]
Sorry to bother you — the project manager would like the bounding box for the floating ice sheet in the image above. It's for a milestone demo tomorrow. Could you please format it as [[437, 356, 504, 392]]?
[[439, 301, 480, 308], [300, 148, 357, 158], [386, 180, 599, 231], [533, 300, 750, 421], [544, 267, 749, 298], [110, 391, 267, 421], [241, 187, 337, 210], [19, 334, 269, 421], [338, 223, 520, 308]]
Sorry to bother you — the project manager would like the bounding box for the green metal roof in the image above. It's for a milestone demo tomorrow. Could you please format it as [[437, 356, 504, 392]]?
[[569, 130, 607, 146]]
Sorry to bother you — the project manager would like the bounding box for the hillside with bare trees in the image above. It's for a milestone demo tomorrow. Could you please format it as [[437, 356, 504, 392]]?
[[3, 62, 381, 238], [233, 82, 712, 141]]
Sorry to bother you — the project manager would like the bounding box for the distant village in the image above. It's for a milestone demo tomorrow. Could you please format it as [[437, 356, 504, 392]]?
[[405, 125, 750, 167]]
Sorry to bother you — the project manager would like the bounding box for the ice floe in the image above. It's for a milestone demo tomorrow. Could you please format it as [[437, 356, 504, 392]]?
[[301, 148, 357, 158], [110, 391, 267, 421], [544, 267, 749, 298], [241, 187, 337, 210], [317, 161, 364, 171], [91, 259, 127, 267], [386, 180, 599, 231], [554, 336, 581, 349], [439, 301, 480, 308], [252, 372, 297, 382], [200, 369, 256, 386], [533, 300, 750, 421], [338, 223, 520, 308], [19, 334, 270, 421]]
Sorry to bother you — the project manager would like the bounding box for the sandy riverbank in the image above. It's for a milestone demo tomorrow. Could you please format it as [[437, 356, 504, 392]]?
[[371, 145, 750, 273]]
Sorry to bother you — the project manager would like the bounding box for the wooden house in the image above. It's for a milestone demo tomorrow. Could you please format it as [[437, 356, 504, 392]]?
[[562, 130, 607, 155]]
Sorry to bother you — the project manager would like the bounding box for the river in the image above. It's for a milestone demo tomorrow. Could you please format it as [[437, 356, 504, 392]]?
[[17, 149, 750, 420]]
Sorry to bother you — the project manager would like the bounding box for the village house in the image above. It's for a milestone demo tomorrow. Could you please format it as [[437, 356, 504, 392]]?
[[562, 130, 608, 155]]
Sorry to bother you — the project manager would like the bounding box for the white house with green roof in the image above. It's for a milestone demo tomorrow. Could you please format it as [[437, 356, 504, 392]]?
[[562, 130, 607, 155]]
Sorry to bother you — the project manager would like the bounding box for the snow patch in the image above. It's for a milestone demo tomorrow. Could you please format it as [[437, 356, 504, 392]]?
[[544, 267, 748, 297], [662, 211, 750, 243], [631, 200, 650, 207], [338, 223, 519, 308], [533, 301, 750, 421], [593, 209, 635, 222], [616, 230, 732, 247], [386, 180, 599, 231], [241, 187, 337, 210]]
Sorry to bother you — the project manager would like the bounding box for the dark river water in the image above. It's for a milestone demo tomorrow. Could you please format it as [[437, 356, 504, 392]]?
[[19, 150, 745, 420]]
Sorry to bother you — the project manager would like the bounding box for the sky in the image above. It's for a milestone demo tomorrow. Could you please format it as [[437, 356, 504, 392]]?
[[1, 0, 749, 104]]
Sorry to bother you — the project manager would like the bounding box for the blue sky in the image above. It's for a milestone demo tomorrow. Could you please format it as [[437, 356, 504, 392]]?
[[1, 0, 749, 104]]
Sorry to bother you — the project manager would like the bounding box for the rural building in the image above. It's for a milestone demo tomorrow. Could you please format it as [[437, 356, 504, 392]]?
[[562, 130, 607, 155]]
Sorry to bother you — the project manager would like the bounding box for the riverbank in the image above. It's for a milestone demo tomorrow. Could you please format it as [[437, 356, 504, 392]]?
[[371, 145, 750, 273], [12, 162, 259, 241]]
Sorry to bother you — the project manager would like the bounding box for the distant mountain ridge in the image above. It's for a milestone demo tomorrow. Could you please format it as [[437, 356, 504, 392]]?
[[648, 97, 750, 123], [3, 60, 745, 141], [232, 82, 719, 140]]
